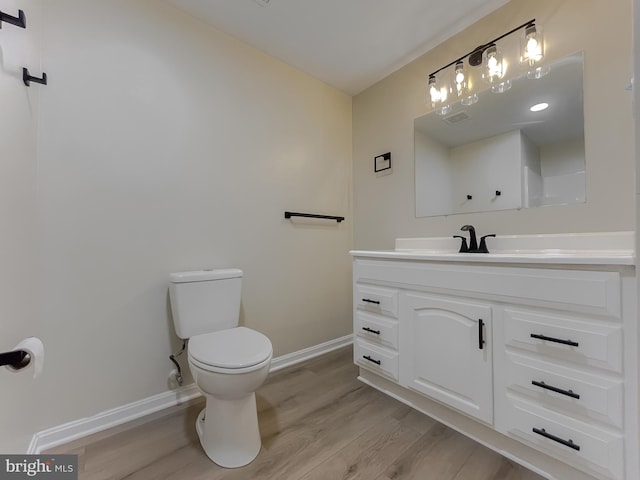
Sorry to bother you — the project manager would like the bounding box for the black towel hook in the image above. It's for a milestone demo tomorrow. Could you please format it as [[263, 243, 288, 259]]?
[[0, 9, 26, 29], [23, 68, 47, 87]]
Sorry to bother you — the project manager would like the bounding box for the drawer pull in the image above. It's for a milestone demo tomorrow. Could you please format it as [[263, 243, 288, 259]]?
[[362, 298, 381, 305], [478, 319, 485, 350], [531, 380, 580, 399], [532, 427, 580, 451], [530, 333, 579, 347], [362, 355, 381, 365], [362, 327, 381, 335]]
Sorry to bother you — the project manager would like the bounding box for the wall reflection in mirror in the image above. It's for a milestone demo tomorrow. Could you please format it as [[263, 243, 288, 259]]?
[[415, 53, 585, 217]]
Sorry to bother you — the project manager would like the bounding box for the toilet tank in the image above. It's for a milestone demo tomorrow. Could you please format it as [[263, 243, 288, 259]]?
[[169, 269, 242, 339]]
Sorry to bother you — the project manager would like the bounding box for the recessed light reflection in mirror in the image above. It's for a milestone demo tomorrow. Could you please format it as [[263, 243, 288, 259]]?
[[530, 102, 549, 112]]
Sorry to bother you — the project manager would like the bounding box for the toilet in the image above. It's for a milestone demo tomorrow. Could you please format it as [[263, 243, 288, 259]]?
[[169, 269, 273, 468]]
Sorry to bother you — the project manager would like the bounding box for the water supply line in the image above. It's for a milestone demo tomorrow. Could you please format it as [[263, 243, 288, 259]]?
[[169, 340, 186, 386]]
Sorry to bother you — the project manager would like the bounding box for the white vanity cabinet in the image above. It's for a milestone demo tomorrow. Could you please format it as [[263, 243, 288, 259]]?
[[494, 306, 625, 480], [353, 283, 400, 380], [351, 248, 636, 480], [402, 292, 493, 424]]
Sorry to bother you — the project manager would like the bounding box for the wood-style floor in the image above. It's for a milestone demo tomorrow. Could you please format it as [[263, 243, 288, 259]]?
[[46, 346, 545, 480]]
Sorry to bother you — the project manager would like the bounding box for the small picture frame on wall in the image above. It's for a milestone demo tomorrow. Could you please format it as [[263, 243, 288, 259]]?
[[374, 152, 391, 172]]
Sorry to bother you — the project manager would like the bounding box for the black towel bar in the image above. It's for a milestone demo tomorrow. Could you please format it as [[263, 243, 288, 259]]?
[[284, 211, 345, 223]]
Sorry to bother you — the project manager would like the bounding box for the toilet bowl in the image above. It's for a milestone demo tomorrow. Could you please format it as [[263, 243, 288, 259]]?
[[188, 326, 272, 468], [168, 269, 273, 468]]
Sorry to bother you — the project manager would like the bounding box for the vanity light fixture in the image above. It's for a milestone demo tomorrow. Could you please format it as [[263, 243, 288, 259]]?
[[428, 74, 452, 115], [454, 61, 468, 97], [426, 19, 543, 111], [483, 44, 506, 83], [521, 24, 544, 66], [527, 65, 551, 79], [461, 93, 479, 106], [428, 75, 439, 107], [491, 79, 512, 93]]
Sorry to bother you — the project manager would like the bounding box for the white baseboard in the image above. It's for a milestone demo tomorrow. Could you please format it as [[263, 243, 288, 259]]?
[[29, 384, 201, 454], [29, 334, 353, 454], [269, 334, 352, 372]]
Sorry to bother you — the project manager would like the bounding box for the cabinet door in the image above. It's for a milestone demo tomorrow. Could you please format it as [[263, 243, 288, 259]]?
[[401, 292, 493, 424]]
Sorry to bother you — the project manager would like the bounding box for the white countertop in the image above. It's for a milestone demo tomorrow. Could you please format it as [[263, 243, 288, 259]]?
[[350, 232, 635, 266]]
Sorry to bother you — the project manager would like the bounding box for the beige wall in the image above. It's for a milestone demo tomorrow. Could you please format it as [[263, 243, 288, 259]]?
[[0, 0, 41, 453], [353, 0, 634, 250], [1, 0, 352, 450]]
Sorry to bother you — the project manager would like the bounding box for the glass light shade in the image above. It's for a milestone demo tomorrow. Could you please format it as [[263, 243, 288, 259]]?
[[453, 61, 468, 97], [482, 44, 506, 84], [438, 82, 450, 105], [527, 64, 550, 79], [428, 75, 439, 107], [461, 93, 479, 106], [491, 80, 512, 93], [428, 74, 451, 112], [520, 24, 544, 66], [436, 104, 452, 116]]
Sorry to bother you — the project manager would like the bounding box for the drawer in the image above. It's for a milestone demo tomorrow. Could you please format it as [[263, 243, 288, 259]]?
[[503, 308, 622, 373], [354, 338, 399, 381], [355, 284, 399, 317], [355, 311, 399, 349], [500, 351, 623, 429], [496, 395, 624, 480]]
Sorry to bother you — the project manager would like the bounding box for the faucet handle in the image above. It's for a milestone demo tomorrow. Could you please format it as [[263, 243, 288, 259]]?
[[453, 235, 469, 253], [478, 234, 496, 253]]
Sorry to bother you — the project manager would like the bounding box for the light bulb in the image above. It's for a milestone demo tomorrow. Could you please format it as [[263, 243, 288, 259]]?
[[428, 75, 440, 107], [439, 85, 449, 103], [483, 45, 505, 83], [454, 61, 467, 97], [521, 24, 544, 66]]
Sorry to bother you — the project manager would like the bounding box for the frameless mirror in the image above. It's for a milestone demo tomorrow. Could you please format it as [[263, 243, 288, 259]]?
[[415, 53, 585, 217]]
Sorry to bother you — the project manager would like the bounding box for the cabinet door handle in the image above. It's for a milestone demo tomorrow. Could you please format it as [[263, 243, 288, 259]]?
[[531, 380, 580, 399], [362, 298, 381, 305], [362, 327, 381, 335], [530, 333, 579, 347], [532, 428, 580, 451], [362, 355, 381, 365], [478, 319, 485, 349]]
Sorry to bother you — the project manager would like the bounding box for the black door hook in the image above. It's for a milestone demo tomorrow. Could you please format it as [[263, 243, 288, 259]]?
[[0, 9, 26, 29], [23, 68, 47, 87]]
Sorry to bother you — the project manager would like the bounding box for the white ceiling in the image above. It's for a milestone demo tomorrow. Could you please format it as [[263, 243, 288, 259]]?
[[166, 0, 511, 95]]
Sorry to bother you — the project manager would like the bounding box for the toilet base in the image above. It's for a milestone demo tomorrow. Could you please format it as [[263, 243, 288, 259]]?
[[195, 392, 262, 468]]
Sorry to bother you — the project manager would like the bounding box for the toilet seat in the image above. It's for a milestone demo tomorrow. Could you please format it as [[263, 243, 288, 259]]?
[[188, 327, 272, 373]]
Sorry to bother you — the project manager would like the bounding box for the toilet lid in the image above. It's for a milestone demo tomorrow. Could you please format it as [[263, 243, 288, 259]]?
[[188, 327, 272, 369]]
